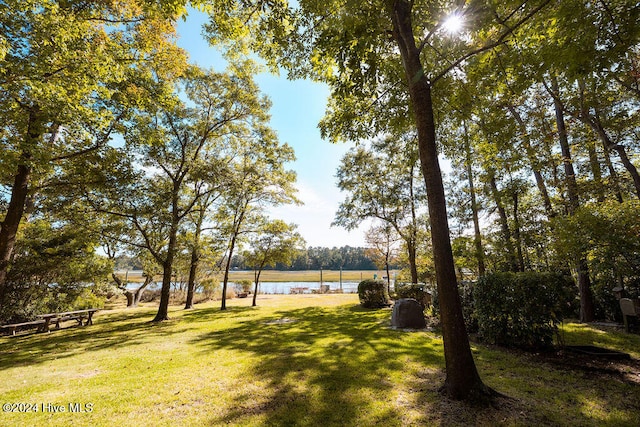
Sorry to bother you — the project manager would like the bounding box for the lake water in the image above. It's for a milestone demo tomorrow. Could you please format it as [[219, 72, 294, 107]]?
[[230, 281, 359, 294]]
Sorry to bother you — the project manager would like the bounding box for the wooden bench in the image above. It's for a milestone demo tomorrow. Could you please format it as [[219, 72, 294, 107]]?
[[0, 320, 46, 336], [36, 309, 99, 332]]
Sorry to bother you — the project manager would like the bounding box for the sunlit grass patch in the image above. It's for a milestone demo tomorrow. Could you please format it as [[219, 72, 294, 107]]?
[[1, 295, 639, 426]]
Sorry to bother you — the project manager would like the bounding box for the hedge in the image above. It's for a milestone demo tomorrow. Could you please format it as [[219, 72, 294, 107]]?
[[474, 272, 574, 349]]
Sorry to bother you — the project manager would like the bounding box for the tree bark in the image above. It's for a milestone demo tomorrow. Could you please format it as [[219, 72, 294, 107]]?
[[385, 253, 391, 293], [549, 76, 595, 322], [221, 231, 238, 311], [0, 163, 31, 297], [388, 0, 492, 400], [133, 275, 153, 307], [112, 273, 134, 307], [577, 79, 640, 199], [610, 143, 640, 199], [252, 261, 265, 307], [463, 124, 485, 276], [586, 140, 606, 203], [507, 104, 554, 217], [153, 188, 181, 321], [0, 110, 41, 299], [185, 204, 208, 310], [185, 247, 199, 310], [407, 165, 419, 284], [406, 239, 419, 284], [601, 145, 624, 203], [489, 173, 519, 272], [511, 190, 525, 272]]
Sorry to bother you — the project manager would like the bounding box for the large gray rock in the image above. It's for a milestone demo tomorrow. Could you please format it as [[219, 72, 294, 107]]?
[[391, 298, 426, 329]]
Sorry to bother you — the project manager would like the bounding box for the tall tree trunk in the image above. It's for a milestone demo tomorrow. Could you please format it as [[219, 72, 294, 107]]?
[[601, 145, 624, 203], [463, 124, 485, 276], [511, 190, 525, 272], [221, 231, 238, 311], [586, 140, 605, 203], [385, 252, 391, 293], [153, 188, 180, 321], [186, 205, 207, 310], [578, 79, 640, 199], [112, 273, 134, 307], [406, 236, 419, 284], [222, 206, 246, 311], [133, 275, 153, 307], [0, 110, 41, 299], [549, 76, 595, 322], [407, 164, 419, 284], [154, 256, 174, 321], [252, 262, 265, 307], [489, 173, 519, 272], [0, 163, 32, 296], [388, 0, 492, 400], [507, 105, 554, 216], [610, 142, 640, 199], [185, 247, 199, 309]]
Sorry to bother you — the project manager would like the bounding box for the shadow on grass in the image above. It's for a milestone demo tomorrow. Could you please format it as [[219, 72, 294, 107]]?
[[0, 309, 183, 371], [189, 304, 443, 426], [0, 305, 261, 372], [560, 322, 640, 358]]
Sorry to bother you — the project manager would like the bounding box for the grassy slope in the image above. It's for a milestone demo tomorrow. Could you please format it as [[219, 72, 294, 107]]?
[[1, 295, 639, 426]]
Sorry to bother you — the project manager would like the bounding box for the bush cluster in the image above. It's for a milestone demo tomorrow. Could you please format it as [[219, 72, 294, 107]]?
[[459, 280, 478, 333], [473, 272, 574, 349], [357, 279, 391, 308], [394, 283, 432, 308]]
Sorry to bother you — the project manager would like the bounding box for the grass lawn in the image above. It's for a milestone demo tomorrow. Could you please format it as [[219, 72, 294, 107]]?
[[1, 294, 639, 426]]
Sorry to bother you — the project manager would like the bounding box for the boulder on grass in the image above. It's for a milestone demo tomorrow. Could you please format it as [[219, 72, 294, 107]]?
[[391, 298, 426, 329]]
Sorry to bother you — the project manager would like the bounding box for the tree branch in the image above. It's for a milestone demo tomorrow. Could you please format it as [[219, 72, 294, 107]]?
[[431, 0, 551, 84]]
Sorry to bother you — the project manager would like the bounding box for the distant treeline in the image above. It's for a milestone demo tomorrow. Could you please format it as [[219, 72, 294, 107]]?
[[114, 246, 398, 272], [232, 246, 386, 271]]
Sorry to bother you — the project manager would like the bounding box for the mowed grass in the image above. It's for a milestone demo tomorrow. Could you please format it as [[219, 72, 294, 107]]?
[[0, 295, 639, 426]]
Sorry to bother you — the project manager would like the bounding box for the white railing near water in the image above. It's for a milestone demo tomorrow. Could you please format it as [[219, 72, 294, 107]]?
[[230, 281, 359, 294]]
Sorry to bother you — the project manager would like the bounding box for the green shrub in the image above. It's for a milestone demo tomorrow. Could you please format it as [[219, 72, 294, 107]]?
[[234, 280, 253, 294], [474, 272, 574, 350], [394, 283, 432, 308], [459, 280, 478, 333], [357, 279, 391, 308], [72, 287, 106, 310]]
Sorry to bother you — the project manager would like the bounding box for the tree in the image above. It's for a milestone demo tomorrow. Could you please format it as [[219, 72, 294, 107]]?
[[364, 223, 400, 293], [334, 134, 425, 283], [242, 219, 305, 306], [216, 114, 298, 310], [0, 218, 111, 323], [110, 252, 160, 308], [90, 66, 267, 321], [0, 0, 186, 301], [184, 192, 225, 309], [205, 0, 555, 400]]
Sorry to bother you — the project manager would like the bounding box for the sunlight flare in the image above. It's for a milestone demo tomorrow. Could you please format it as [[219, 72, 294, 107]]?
[[442, 13, 463, 34]]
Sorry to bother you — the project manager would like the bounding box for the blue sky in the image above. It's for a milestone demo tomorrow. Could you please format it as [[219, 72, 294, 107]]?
[[176, 11, 369, 248]]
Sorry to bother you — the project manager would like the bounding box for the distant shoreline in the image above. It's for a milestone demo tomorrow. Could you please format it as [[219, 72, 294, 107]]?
[[114, 269, 399, 283]]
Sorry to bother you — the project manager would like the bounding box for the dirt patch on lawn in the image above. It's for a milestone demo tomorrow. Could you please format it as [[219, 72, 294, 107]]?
[[533, 347, 640, 385]]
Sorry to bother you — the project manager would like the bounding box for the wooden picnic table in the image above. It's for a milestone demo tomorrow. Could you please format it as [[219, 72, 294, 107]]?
[[36, 309, 99, 332]]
